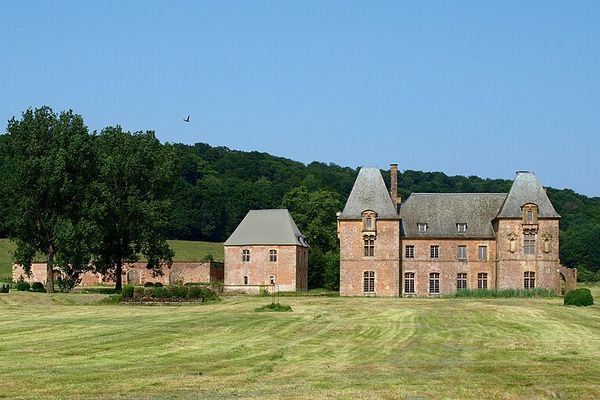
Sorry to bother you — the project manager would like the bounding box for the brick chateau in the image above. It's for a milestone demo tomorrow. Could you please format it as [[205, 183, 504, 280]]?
[[338, 165, 577, 297]]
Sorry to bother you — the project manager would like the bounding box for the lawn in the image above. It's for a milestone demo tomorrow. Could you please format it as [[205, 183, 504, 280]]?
[[0, 239, 224, 281], [0, 290, 599, 399]]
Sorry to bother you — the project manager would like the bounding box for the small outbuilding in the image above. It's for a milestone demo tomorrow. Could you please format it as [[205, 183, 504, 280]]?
[[224, 209, 308, 292]]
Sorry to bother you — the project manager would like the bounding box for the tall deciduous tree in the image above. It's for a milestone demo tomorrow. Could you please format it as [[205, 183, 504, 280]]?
[[92, 127, 175, 292], [4, 107, 95, 292], [282, 186, 343, 289]]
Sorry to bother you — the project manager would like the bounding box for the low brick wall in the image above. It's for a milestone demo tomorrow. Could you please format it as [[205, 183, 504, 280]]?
[[12, 261, 224, 286]]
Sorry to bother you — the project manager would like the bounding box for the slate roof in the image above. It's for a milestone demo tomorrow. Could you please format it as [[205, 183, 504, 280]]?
[[400, 193, 507, 238], [339, 167, 399, 219], [224, 209, 308, 247], [496, 171, 560, 218]]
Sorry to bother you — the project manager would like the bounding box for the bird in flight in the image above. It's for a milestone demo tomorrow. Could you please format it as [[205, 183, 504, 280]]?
[[183, 115, 190, 123]]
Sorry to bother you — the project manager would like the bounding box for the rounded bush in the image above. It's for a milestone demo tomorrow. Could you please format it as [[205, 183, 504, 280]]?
[[143, 282, 155, 288], [564, 288, 594, 306], [154, 282, 163, 287], [31, 282, 45, 293], [16, 280, 30, 291]]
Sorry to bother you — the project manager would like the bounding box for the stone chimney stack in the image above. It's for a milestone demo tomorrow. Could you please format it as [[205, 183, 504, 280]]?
[[390, 163, 399, 208]]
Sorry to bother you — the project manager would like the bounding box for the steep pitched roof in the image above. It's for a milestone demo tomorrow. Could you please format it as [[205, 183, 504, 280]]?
[[496, 171, 560, 218], [339, 167, 399, 219], [224, 209, 308, 247], [400, 193, 507, 238]]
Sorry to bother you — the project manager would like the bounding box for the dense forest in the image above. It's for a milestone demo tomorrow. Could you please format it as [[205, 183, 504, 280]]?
[[167, 142, 600, 284], [2, 108, 599, 289]]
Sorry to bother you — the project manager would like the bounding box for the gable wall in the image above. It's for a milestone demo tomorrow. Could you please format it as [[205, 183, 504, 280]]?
[[224, 245, 303, 292]]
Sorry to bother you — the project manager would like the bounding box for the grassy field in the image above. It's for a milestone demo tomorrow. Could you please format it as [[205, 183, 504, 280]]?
[[0, 238, 224, 281], [0, 287, 599, 399]]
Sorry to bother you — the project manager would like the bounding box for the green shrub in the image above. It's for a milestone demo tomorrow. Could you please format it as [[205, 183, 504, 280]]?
[[31, 282, 45, 293], [154, 282, 163, 287], [203, 288, 220, 303], [0, 284, 9, 293], [152, 286, 164, 298], [564, 288, 594, 306], [188, 286, 204, 299], [133, 287, 145, 301], [170, 285, 187, 299], [122, 285, 134, 299], [255, 303, 292, 312], [16, 277, 30, 292], [143, 282, 155, 288]]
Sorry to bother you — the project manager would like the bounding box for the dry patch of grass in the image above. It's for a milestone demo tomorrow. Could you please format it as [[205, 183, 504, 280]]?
[[0, 294, 599, 399]]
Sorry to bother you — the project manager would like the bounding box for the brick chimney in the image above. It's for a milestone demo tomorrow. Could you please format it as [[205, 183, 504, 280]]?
[[390, 163, 399, 208]]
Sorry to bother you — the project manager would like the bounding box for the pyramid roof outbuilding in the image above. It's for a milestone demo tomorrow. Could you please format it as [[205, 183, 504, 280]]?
[[224, 209, 308, 247]]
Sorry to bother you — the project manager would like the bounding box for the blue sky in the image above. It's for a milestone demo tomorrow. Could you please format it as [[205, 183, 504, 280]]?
[[2, 1, 599, 196]]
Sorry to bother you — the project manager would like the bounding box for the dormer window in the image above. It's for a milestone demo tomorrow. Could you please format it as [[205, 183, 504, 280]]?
[[457, 223, 467, 233], [418, 223, 428, 232], [522, 204, 538, 224], [362, 211, 377, 232]]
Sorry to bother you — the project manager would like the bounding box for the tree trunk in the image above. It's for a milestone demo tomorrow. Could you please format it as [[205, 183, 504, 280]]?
[[46, 250, 55, 293], [115, 259, 123, 293]]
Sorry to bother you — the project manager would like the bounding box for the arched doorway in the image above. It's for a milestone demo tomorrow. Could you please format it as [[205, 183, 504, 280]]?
[[169, 271, 184, 285], [127, 269, 141, 285]]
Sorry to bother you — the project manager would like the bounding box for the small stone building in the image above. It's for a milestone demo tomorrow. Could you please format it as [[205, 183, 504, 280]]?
[[224, 209, 308, 292], [338, 165, 577, 297]]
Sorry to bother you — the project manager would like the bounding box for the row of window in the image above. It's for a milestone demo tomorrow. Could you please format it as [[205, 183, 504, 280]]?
[[241, 249, 278, 262], [417, 223, 468, 233], [362, 271, 536, 294], [404, 245, 488, 260]]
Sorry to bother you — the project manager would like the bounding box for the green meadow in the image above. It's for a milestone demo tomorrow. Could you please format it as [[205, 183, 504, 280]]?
[[0, 288, 599, 399], [0, 238, 224, 282]]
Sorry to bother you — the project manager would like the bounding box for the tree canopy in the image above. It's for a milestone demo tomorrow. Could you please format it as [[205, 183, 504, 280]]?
[[2, 107, 600, 289]]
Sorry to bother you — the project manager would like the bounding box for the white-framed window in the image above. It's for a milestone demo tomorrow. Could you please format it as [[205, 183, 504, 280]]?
[[457, 223, 467, 233], [366, 217, 373, 229], [430, 245, 439, 259], [418, 223, 428, 232], [269, 249, 277, 262], [364, 238, 375, 257], [478, 246, 488, 261], [477, 273, 488, 289], [457, 245, 467, 260], [269, 275, 276, 285], [243, 276, 248, 285], [524, 234, 536, 255], [524, 271, 535, 289], [242, 250, 250, 262], [405, 245, 415, 258], [457, 273, 467, 291], [404, 272, 415, 294], [429, 273, 440, 294], [363, 271, 375, 293]]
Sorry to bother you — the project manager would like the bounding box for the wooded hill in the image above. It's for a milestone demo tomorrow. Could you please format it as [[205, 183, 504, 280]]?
[[168, 142, 600, 281]]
